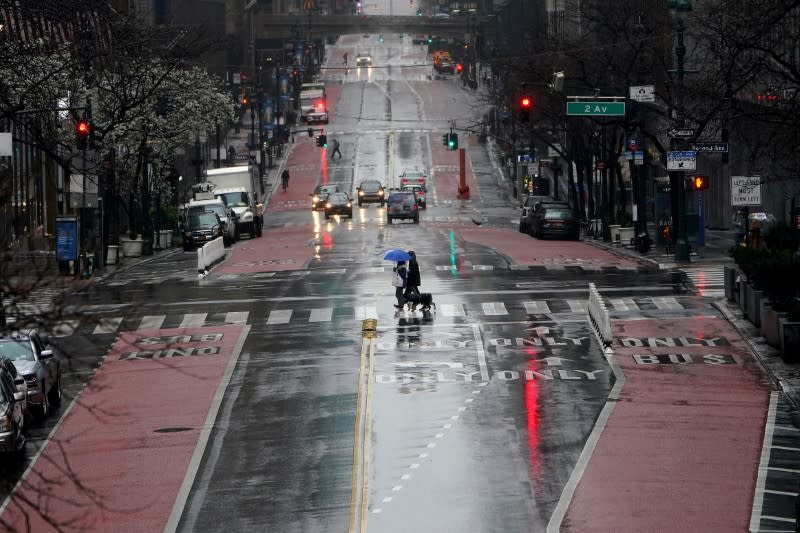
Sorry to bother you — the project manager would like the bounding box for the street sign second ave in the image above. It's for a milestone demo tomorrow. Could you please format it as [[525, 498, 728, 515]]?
[[690, 142, 729, 153], [566, 101, 625, 116]]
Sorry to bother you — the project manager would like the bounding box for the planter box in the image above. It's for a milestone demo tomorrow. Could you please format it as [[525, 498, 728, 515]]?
[[119, 237, 143, 258], [779, 318, 800, 363], [157, 230, 173, 249], [747, 287, 763, 327], [608, 225, 622, 244], [765, 310, 789, 348], [724, 266, 737, 302], [618, 226, 635, 247]]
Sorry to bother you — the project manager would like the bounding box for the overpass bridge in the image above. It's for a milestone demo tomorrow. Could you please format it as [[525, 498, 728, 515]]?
[[256, 14, 477, 41]]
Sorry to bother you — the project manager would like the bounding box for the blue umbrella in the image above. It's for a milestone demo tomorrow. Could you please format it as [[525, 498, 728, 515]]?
[[383, 249, 411, 262]]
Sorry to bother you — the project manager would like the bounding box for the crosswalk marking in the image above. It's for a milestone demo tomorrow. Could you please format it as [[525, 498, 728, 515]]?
[[180, 313, 207, 328], [267, 309, 293, 324], [138, 315, 166, 330], [681, 266, 725, 297], [309, 308, 333, 322], [482, 302, 507, 315], [609, 298, 637, 311], [225, 312, 249, 324], [440, 303, 465, 317], [93, 317, 123, 335], [651, 296, 682, 310], [523, 301, 551, 314], [567, 300, 587, 312], [52, 320, 79, 338], [354, 305, 378, 320]]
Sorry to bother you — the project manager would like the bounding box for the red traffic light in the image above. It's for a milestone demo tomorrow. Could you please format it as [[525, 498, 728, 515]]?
[[689, 174, 709, 191], [76, 120, 90, 136], [456, 63, 463, 73], [520, 96, 532, 108]]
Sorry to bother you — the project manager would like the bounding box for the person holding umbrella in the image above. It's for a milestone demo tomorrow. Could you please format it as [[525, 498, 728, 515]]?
[[384, 249, 411, 310], [404, 251, 421, 310]]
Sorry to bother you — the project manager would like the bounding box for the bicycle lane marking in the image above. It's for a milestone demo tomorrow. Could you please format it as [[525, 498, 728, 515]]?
[[556, 316, 770, 532], [0, 325, 247, 533]]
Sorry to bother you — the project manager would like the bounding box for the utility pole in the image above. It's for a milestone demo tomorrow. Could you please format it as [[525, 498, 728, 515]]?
[[670, 1, 692, 262]]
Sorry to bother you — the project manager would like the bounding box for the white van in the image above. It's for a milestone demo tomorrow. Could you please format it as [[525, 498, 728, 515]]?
[[299, 89, 329, 124]]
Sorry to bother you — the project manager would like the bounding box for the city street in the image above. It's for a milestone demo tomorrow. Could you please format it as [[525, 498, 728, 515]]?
[[1, 33, 797, 533]]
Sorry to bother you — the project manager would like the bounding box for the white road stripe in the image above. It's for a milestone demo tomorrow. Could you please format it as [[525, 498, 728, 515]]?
[[750, 391, 778, 532], [440, 303, 465, 317], [567, 300, 587, 312], [93, 317, 122, 335], [309, 308, 333, 322], [523, 301, 551, 314], [267, 309, 293, 324], [353, 305, 378, 320], [651, 296, 682, 310], [138, 315, 165, 331], [180, 313, 207, 328], [225, 312, 249, 324], [609, 298, 637, 311], [482, 302, 507, 316], [51, 320, 78, 337]]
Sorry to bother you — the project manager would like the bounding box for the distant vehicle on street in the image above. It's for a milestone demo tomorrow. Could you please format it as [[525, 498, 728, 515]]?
[[355, 51, 372, 67], [518, 195, 562, 233], [386, 191, 420, 224], [206, 166, 264, 239], [311, 184, 340, 210], [324, 192, 353, 219], [0, 364, 25, 456], [356, 180, 385, 206], [399, 170, 427, 191], [0, 356, 27, 418], [183, 212, 224, 251], [530, 205, 579, 240], [0, 329, 61, 420], [401, 184, 426, 208]]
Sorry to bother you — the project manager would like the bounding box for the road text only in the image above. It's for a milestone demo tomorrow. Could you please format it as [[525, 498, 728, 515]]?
[[375, 369, 607, 384]]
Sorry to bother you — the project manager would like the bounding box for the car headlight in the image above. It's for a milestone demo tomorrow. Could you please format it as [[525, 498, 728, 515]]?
[[347, 202, 352, 207], [326, 203, 332, 208], [313, 195, 319, 202], [359, 190, 364, 196], [0, 415, 11, 432], [241, 211, 254, 222], [184, 231, 192, 237], [379, 190, 384, 196]]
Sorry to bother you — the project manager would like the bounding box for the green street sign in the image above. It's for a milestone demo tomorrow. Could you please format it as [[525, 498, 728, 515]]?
[[567, 101, 626, 116]]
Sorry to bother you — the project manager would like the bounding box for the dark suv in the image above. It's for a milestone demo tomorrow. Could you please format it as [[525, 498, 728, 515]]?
[[311, 184, 340, 210], [182, 212, 224, 251], [356, 180, 385, 206], [386, 192, 419, 224]]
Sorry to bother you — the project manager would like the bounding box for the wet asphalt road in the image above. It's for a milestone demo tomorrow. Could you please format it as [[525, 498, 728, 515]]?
[[4, 33, 800, 532]]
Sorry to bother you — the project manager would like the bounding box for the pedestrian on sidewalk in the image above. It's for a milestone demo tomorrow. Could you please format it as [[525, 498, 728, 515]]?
[[404, 251, 421, 310], [331, 138, 342, 160], [732, 209, 746, 247], [392, 261, 407, 310], [281, 169, 290, 192]]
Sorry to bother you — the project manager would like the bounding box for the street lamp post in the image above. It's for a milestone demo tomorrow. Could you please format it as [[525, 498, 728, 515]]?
[[669, 0, 692, 262]]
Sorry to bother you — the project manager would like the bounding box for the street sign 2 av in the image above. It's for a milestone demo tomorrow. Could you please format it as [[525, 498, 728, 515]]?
[[666, 151, 697, 170], [690, 142, 729, 153], [566, 101, 625, 116]]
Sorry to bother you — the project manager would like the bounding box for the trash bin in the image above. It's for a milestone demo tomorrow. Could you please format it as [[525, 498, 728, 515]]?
[[635, 233, 651, 254], [107, 245, 119, 265]]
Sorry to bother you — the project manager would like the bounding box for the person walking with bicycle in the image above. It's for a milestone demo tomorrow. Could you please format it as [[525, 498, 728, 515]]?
[[281, 169, 290, 192]]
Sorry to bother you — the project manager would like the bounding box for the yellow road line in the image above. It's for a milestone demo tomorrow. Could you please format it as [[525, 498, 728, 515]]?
[[360, 337, 377, 533]]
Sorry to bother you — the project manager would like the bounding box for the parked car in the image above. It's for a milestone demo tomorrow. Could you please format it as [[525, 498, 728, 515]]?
[[0, 356, 27, 417], [518, 195, 556, 233], [324, 192, 353, 219], [386, 191, 420, 224], [401, 184, 426, 208], [356, 180, 385, 206], [531, 205, 580, 240], [0, 365, 25, 456], [311, 184, 340, 210], [0, 329, 62, 420], [525, 201, 570, 236], [183, 212, 224, 251], [355, 51, 372, 67], [185, 200, 238, 245]]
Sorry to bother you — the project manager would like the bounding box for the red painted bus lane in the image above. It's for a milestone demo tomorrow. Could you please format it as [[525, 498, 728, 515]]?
[[0, 325, 247, 533], [559, 317, 770, 532]]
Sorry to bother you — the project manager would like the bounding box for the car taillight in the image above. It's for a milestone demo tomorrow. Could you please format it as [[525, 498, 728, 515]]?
[[412, 205, 418, 211]]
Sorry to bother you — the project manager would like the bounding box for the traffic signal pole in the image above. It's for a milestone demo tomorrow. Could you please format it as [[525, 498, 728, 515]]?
[[457, 148, 469, 199]]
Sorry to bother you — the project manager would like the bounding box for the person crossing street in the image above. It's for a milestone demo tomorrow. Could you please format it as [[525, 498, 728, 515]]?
[[331, 138, 342, 160]]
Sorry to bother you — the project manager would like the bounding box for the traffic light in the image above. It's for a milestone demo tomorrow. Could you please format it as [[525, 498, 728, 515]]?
[[688, 174, 709, 191], [75, 119, 90, 150], [447, 133, 458, 150], [442, 134, 448, 146], [519, 95, 533, 122], [240, 87, 249, 106], [378, 34, 384, 43], [427, 35, 433, 44], [316, 134, 328, 148], [456, 63, 463, 74]]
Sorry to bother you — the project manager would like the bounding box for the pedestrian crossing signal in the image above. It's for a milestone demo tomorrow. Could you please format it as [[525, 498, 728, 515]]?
[[75, 119, 90, 150], [316, 134, 328, 148], [688, 174, 709, 190]]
